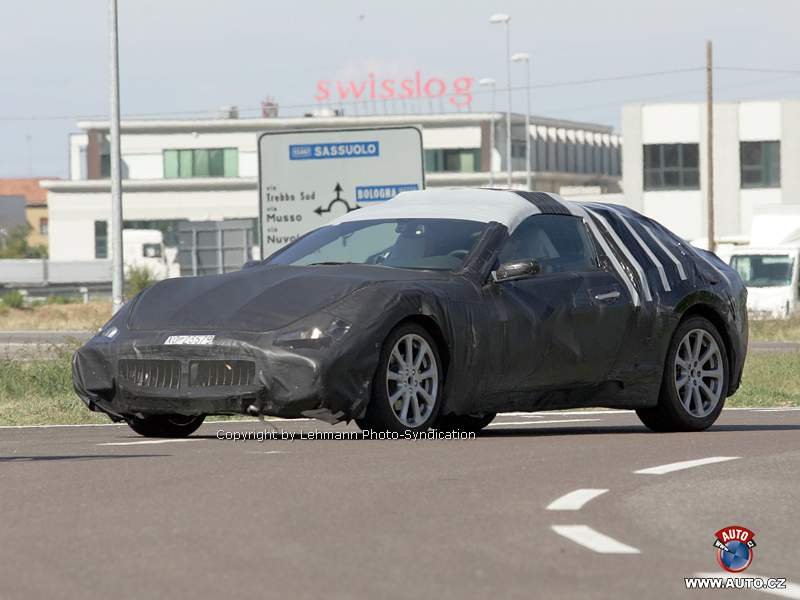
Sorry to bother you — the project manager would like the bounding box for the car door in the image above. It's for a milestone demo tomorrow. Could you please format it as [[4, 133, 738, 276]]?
[[485, 213, 634, 392]]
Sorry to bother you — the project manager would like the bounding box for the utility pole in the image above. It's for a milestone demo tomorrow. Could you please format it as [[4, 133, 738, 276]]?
[[478, 78, 497, 186], [490, 14, 512, 188], [109, 0, 124, 313], [706, 40, 716, 253]]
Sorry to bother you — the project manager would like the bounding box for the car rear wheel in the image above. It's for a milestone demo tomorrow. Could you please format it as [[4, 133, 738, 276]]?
[[636, 316, 728, 432], [436, 413, 496, 433], [126, 414, 206, 438], [356, 323, 443, 434]]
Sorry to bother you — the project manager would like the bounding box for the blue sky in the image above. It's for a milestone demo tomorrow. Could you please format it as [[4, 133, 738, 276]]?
[[1, 0, 798, 177]]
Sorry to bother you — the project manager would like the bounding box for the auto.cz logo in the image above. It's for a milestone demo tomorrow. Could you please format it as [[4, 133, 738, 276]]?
[[289, 141, 379, 160], [714, 525, 756, 573]]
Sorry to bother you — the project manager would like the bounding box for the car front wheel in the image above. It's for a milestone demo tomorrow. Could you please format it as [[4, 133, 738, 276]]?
[[636, 316, 728, 432], [357, 323, 444, 434], [126, 414, 206, 438]]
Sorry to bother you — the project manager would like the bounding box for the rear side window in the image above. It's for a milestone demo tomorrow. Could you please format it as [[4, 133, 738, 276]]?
[[499, 214, 598, 274]]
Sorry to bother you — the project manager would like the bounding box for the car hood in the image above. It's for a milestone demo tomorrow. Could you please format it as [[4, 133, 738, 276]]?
[[126, 264, 443, 332]]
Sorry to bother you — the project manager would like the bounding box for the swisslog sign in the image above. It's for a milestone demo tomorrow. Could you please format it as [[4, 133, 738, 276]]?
[[257, 127, 424, 259]]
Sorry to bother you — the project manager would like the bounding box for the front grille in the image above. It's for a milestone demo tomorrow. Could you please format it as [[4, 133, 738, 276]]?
[[189, 360, 256, 387], [118, 359, 181, 389]]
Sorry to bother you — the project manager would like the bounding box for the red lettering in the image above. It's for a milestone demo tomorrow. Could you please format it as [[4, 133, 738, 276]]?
[[400, 79, 415, 98], [380, 79, 396, 99], [424, 78, 446, 97], [337, 80, 368, 100], [314, 80, 330, 102]]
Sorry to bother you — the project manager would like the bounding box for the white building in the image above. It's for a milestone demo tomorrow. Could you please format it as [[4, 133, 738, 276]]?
[[42, 112, 621, 261], [623, 100, 800, 242]]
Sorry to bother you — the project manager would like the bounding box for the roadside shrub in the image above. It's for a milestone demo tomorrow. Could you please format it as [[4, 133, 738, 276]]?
[[46, 295, 77, 305], [1, 290, 25, 309], [126, 265, 157, 296]]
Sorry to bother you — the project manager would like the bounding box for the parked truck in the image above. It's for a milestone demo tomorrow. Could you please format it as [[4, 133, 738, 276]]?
[[123, 229, 180, 281], [727, 206, 800, 319]]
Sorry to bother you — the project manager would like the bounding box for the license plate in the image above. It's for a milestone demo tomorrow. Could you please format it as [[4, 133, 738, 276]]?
[[164, 335, 215, 345]]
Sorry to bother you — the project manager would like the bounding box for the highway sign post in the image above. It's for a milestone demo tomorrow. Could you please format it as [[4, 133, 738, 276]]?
[[257, 126, 424, 259]]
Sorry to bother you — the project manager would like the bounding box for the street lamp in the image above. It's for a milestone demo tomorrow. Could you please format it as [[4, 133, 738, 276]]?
[[109, 0, 124, 314], [478, 78, 496, 186], [511, 52, 531, 191], [489, 13, 512, 188]]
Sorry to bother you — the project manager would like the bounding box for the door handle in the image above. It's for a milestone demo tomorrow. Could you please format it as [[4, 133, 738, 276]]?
[[594, 290, 621, 301]]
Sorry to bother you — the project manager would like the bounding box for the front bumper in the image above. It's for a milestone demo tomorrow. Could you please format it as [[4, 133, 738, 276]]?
[[72, 329, 376, 422]]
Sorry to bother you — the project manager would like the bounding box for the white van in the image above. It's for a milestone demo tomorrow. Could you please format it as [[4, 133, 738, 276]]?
[[728, 245, 800, 319]]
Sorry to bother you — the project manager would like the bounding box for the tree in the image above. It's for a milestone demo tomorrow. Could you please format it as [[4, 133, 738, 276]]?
[[0, 225, 48, 259]]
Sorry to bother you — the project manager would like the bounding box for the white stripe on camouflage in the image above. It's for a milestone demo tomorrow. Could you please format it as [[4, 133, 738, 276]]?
[[604, 206, 672, 292], [585, 207, 653, 303], [558, 200, 642, 308], [640, 223, 688, 281]]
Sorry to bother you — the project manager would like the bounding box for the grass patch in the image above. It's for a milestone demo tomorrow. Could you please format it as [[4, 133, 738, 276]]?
[[749, 317, 800, 342], [0, 348, 108, 426], [0, 301, 111, 331], [729, 351, 800, 407], [1, 349, 799, 426]]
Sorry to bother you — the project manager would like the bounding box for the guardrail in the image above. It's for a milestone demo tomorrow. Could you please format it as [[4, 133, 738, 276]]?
[[0, 259, 112, 286]]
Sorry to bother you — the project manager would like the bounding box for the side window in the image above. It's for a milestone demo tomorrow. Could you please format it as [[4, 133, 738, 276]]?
[[499, 214, 598, 274]]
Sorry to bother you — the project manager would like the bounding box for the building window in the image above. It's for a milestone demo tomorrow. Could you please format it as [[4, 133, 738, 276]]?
[[39, 217, 48, 236], [511, 142, 526, 159], [740, 141, 780, 188], [424, 149, 480, 173], [95, 221, 108, 259], [643, 143, 699, 190], [163, 148, 239, 178]]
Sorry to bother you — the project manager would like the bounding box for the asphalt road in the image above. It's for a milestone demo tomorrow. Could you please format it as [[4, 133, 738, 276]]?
[[1, 408, 799, 599]]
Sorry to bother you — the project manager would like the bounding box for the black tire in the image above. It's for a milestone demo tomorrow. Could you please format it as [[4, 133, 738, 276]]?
[[356, 323, 444, 434], [636, 316, 729, 432], [436, 413, 496, 433], [126, 414, 206, 438]]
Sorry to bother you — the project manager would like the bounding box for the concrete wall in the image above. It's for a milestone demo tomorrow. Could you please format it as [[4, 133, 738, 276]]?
[[48, 187, 258, 261]]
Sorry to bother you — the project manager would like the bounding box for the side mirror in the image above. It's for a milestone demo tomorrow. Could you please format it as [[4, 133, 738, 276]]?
[[492, 259, 541, 282]]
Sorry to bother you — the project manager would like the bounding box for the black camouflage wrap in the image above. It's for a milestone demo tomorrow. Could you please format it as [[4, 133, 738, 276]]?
[[73, 191, 747, 423]]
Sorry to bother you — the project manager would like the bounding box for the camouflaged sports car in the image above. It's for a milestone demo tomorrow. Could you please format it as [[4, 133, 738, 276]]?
[[73, 188, 747, 437]]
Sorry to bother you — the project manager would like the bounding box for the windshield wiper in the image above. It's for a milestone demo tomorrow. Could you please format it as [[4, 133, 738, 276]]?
[[306, 261, 359, 266]]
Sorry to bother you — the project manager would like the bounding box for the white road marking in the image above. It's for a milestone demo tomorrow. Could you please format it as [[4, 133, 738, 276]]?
[[634, 456, 740, 475], [487, 418, 602, 427], [551, 525, 640, 554], [244, 450, 287, 455], [694, 573, 800, 599], [97, 439, 202, 446], [547, 489, 609, 511]]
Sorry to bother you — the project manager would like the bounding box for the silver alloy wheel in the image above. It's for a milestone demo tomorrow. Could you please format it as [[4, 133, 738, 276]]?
[[386, 333, 439, 427], [674, 328, 724, 418]]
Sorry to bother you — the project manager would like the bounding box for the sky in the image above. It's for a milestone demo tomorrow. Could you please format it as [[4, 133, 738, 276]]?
[[1, 0, 799, 178]]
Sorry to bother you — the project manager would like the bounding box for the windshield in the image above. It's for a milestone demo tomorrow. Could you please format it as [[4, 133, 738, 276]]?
[[268, 218, 488, 271], [730, 254, 795, 287]]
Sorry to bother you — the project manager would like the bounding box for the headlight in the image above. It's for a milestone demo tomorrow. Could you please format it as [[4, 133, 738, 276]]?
[[273, 317, 352, 349]]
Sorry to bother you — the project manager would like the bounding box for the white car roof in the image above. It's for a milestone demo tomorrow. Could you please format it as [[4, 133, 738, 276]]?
[[328, 188, 566, 233]]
